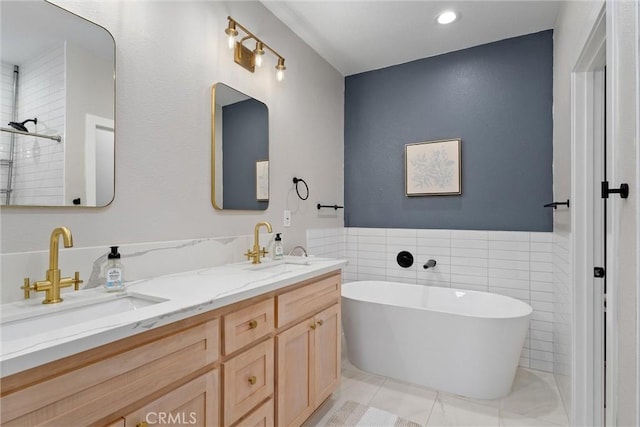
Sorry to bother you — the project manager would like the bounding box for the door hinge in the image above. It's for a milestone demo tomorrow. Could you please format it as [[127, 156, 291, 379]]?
[[594, 267, 606, 278], [601, 181, 629, 199]]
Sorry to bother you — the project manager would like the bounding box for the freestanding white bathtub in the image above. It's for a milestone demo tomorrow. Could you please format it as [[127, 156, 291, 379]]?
[[342, 281, 533, 399]]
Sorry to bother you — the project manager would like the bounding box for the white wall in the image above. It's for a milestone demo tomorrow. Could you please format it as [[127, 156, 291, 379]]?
[[0, 1, 344, 259], [607, 0, 639, 423]]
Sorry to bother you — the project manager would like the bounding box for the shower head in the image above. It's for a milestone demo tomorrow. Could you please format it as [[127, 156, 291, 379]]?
[[7, 118, 37, 132]]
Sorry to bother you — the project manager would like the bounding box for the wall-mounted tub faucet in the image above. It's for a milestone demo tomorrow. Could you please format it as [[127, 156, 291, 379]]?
[[423, 259, 437, 269]]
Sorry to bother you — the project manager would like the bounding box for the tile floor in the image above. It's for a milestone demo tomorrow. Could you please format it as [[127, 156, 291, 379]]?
[[304, 356, 569, 427]]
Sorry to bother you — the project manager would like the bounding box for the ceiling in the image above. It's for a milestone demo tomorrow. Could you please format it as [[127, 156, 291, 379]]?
[[261, 1, 563, 76]]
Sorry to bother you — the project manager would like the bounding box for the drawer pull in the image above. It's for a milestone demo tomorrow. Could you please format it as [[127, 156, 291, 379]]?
[[248, 375, 257, 385], [317, 320, 324, 326], [249, 319, 258, 329], [310, 323, 317, 330]]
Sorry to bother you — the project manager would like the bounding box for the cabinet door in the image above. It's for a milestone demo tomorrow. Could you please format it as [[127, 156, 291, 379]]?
[[314, 304, 341, 404], [275, 318, 315, 427], [123, 370, 219, 427]]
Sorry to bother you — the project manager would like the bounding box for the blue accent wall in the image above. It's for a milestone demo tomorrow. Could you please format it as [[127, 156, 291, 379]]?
[[223, 98, 268, 210], [344, 30, 553, 231]]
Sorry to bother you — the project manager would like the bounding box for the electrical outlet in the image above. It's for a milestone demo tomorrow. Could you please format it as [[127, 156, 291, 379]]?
[[283, 210, 291, 227]]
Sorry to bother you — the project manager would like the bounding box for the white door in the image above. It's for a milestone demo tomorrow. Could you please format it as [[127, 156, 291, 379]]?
[[85, 114, 114, 206]]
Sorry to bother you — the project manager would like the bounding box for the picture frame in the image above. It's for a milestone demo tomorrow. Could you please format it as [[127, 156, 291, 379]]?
[[405, 138, 461, 196], [256, 160, 269, 201]]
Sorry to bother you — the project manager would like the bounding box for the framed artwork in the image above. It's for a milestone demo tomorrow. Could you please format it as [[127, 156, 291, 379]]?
[[405, 138, 461, 196], [256, 160, 269, 201]]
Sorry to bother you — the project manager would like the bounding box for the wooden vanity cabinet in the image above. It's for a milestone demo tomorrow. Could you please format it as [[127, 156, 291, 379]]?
[[275, 274, 341, 427], [0, 317, 220, 427], [0, 269, 342, 427]]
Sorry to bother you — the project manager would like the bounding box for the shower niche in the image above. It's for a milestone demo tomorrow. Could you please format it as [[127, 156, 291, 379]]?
[[0, 1, 115, 207]]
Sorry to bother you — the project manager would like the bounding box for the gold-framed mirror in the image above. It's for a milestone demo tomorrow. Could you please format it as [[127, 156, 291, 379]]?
[[211, 83, 269, 211], [0, 1, 115, 207]]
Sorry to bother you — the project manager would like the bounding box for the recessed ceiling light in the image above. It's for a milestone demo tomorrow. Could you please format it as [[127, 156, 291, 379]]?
[[437, 10, 457, 25]]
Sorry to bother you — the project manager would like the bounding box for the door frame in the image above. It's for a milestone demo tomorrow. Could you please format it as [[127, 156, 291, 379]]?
[[636, 5, 640, 424], [571, 5, 607, 426]]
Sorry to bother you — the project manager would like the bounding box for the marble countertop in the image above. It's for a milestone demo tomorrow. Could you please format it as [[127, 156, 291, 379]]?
[[0, 256, 346, 377]]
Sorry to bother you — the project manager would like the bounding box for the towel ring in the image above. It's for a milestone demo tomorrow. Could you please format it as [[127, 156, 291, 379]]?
[[293, 177, 309, 200]]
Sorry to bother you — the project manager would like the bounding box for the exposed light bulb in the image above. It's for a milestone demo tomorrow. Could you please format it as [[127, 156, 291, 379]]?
[[254, 42, 265, 67], [437, 10, 457, 25], [225, 20, 238, 49], [275, 57, 286, 82]]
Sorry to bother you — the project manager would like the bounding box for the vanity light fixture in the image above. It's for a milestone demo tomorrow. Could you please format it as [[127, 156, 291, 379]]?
[[437, 10, 458, 25], [225, 16, 286, 81]]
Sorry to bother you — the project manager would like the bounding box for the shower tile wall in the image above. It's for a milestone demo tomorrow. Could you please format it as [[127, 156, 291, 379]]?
[[1, 62, 16, 192], [307, 227, 556, 373], [0, 42, 66, 205]]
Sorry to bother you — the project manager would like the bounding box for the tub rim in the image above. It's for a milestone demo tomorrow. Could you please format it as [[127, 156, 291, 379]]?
[[342, 280, 533, 320]]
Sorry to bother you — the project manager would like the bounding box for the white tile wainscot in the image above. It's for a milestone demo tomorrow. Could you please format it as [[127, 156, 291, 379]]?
[[552, 230, 572, 413], [307, 227, 556, 372]]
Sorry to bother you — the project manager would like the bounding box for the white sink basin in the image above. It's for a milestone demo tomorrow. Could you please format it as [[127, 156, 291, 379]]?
[[1, 293, 168, 342]]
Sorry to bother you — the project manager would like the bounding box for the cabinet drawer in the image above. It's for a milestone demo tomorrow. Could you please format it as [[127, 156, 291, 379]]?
[[233, 398, 274, 427], [223, 298, 274, 355], [223, 338, 274, 426], [123, 369, 219, 427], [2, 319, 220, 426], [276, 274, 340, 328]]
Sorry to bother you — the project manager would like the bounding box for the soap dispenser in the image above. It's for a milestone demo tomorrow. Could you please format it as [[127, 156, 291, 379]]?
[[104, 246, 125, 292], [273, 233, 284, 260]]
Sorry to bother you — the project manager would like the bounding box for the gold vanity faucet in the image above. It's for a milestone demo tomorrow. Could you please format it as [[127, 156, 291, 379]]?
[[244, 221, 273, 264], [21, 226, 83, 304]]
